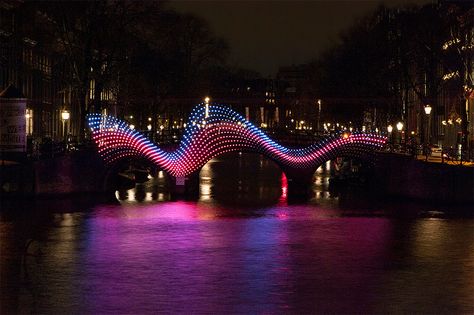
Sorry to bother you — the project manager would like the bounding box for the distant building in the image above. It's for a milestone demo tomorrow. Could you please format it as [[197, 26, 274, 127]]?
[[0, 0, 117, 143]]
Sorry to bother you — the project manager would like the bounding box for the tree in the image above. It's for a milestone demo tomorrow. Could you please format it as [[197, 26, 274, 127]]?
[[34, 1, 157, 141]]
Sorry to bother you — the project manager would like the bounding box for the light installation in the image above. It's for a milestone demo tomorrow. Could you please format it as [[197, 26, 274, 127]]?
[[88, 103, 386, 178]]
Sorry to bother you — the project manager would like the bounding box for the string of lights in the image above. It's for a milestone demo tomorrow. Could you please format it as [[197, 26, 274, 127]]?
[[88, 103, 387, 177]]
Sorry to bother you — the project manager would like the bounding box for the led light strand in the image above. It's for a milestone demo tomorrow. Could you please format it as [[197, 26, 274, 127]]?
[[88, 103, 387, 177]]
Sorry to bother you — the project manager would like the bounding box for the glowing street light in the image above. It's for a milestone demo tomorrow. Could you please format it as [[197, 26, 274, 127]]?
[[129, 124, 135, 130], [147, 124, 152, 131], [61, 110, 70, 121], [61, 110, 70, 142], [424, 105, 432, 148], [424, 104, 432, 115], [396, 121, 404, 131], [204, 96, 210, 118]]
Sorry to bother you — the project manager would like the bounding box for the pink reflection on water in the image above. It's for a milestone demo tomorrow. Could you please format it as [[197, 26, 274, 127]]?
[[279, 172, 288, 204]]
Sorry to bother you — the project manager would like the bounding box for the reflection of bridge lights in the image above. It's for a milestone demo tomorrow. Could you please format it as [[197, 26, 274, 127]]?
[[280, 172, 288, 201]]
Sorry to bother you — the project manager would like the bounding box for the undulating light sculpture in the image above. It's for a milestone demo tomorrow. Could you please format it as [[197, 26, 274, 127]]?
[[88, 103, 386, 177]]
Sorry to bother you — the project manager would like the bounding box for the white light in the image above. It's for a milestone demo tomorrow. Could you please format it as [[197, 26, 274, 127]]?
[[61, 110, 70, 120], [396, 122, 403, 131], [160, 125, 164, 130], [148, 117, 152, 121], [387, 125, 393, 133], [129, 124, 135, 130], [424, 105, 432, 115], [204, 97, 210, 104], [130, 115, 133, 119], [147, 124, 152, 131]]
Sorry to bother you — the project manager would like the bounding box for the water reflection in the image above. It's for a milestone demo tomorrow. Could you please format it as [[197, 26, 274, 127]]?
[[1, 154, 473, 314]]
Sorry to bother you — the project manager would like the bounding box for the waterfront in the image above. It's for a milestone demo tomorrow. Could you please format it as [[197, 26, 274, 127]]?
[[1, 154, 473, 314]]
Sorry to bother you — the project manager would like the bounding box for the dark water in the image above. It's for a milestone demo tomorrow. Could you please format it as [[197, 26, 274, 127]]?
[[1, 153, 473, 314]]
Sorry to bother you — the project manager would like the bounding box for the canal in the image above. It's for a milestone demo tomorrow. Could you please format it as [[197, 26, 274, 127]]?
[[1, 153, 473, 314]]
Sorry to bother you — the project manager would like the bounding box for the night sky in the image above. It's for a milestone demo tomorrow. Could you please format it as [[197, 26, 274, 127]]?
[[169, 0, 432, 76]]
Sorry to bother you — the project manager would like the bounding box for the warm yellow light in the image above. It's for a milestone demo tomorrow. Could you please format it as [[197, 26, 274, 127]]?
[[387, 125, 393, 133], [61, 110, 70, 120], [396, 121, 403, 131], [343, 133, 349, 139], [204, 97, 210, 104], [129, 124, 135, 130], [147, 124, 152, 131]]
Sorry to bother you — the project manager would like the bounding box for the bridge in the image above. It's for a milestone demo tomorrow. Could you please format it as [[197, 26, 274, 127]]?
[[88, 103, 386, 194]]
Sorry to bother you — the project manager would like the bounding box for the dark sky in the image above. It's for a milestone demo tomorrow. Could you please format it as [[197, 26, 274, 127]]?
[[169, 0, 431, 76]]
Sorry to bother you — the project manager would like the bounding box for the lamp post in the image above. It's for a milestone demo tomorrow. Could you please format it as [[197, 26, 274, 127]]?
[[204, 96, 210, 118], [61, 110, 70, 143], [317, 99, 322, 132], [387, 125, 393, 150], [396, 121, 404, 150], [424, 104, 432, 147]]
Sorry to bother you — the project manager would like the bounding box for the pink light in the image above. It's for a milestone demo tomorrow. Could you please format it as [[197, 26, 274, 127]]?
[[87, 104, 387, 178]]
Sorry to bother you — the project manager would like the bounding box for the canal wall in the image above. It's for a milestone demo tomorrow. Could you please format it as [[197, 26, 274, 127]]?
[[0, 149, 107, 197], [373, 153, 474, 204], [33, 149, 106, 195]]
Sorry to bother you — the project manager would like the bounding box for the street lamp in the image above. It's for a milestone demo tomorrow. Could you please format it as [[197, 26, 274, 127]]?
[[61, 110, 70, 142], [317, 99, 322, 131], [424, 105, 432, 154], [204, 96, 210, 118], [396, 121, 403, 131], [396, 121, 404, 149], [424, 104, 432, 115]]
